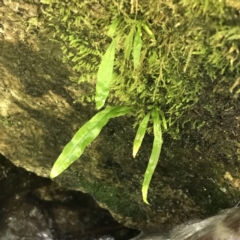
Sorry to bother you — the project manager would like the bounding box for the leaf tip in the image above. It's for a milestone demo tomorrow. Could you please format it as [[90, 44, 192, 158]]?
[[142, 186, 150, 204], [133, 149, 137, 158], [143, 197, 150, 205], [50, 168, 58, 179]]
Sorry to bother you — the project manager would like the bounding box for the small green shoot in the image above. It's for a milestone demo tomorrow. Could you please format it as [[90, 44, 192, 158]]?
[[108, 17, 122, 37], [142, 109, 163, 204], [142, 23, 156, 41], [159, 109, 167, 130], [95, 37, 118, 110], [133, 113, 150, 158], [124, 25, 135, 60], [133, 23, 142, 69]]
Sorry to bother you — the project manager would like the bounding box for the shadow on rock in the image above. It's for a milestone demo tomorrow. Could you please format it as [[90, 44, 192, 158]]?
[[0, 154, 139, 240]]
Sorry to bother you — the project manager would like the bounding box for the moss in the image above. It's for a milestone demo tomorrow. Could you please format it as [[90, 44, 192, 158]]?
[[40, 0, 240, 138], [57, 168, 147, 223], [0, 116, 14, 126]]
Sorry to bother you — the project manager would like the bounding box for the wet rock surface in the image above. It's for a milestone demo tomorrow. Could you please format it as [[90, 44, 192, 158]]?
[[130, 207, 240, 240], [0, 154, 139, 240]]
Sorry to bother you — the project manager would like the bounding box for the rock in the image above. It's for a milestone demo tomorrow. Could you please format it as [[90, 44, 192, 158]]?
[[1, 0, 240, 233], [0, 155, 138, 239], [131, 207, 240, 240]]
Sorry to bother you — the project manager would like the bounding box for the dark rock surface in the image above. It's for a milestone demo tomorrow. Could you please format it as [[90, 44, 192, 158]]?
[[130, 207, 240, 240], [0, 154, 139, 240]]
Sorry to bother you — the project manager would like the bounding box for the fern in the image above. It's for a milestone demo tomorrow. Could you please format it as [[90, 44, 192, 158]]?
[[42, 0, 240, 203]]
